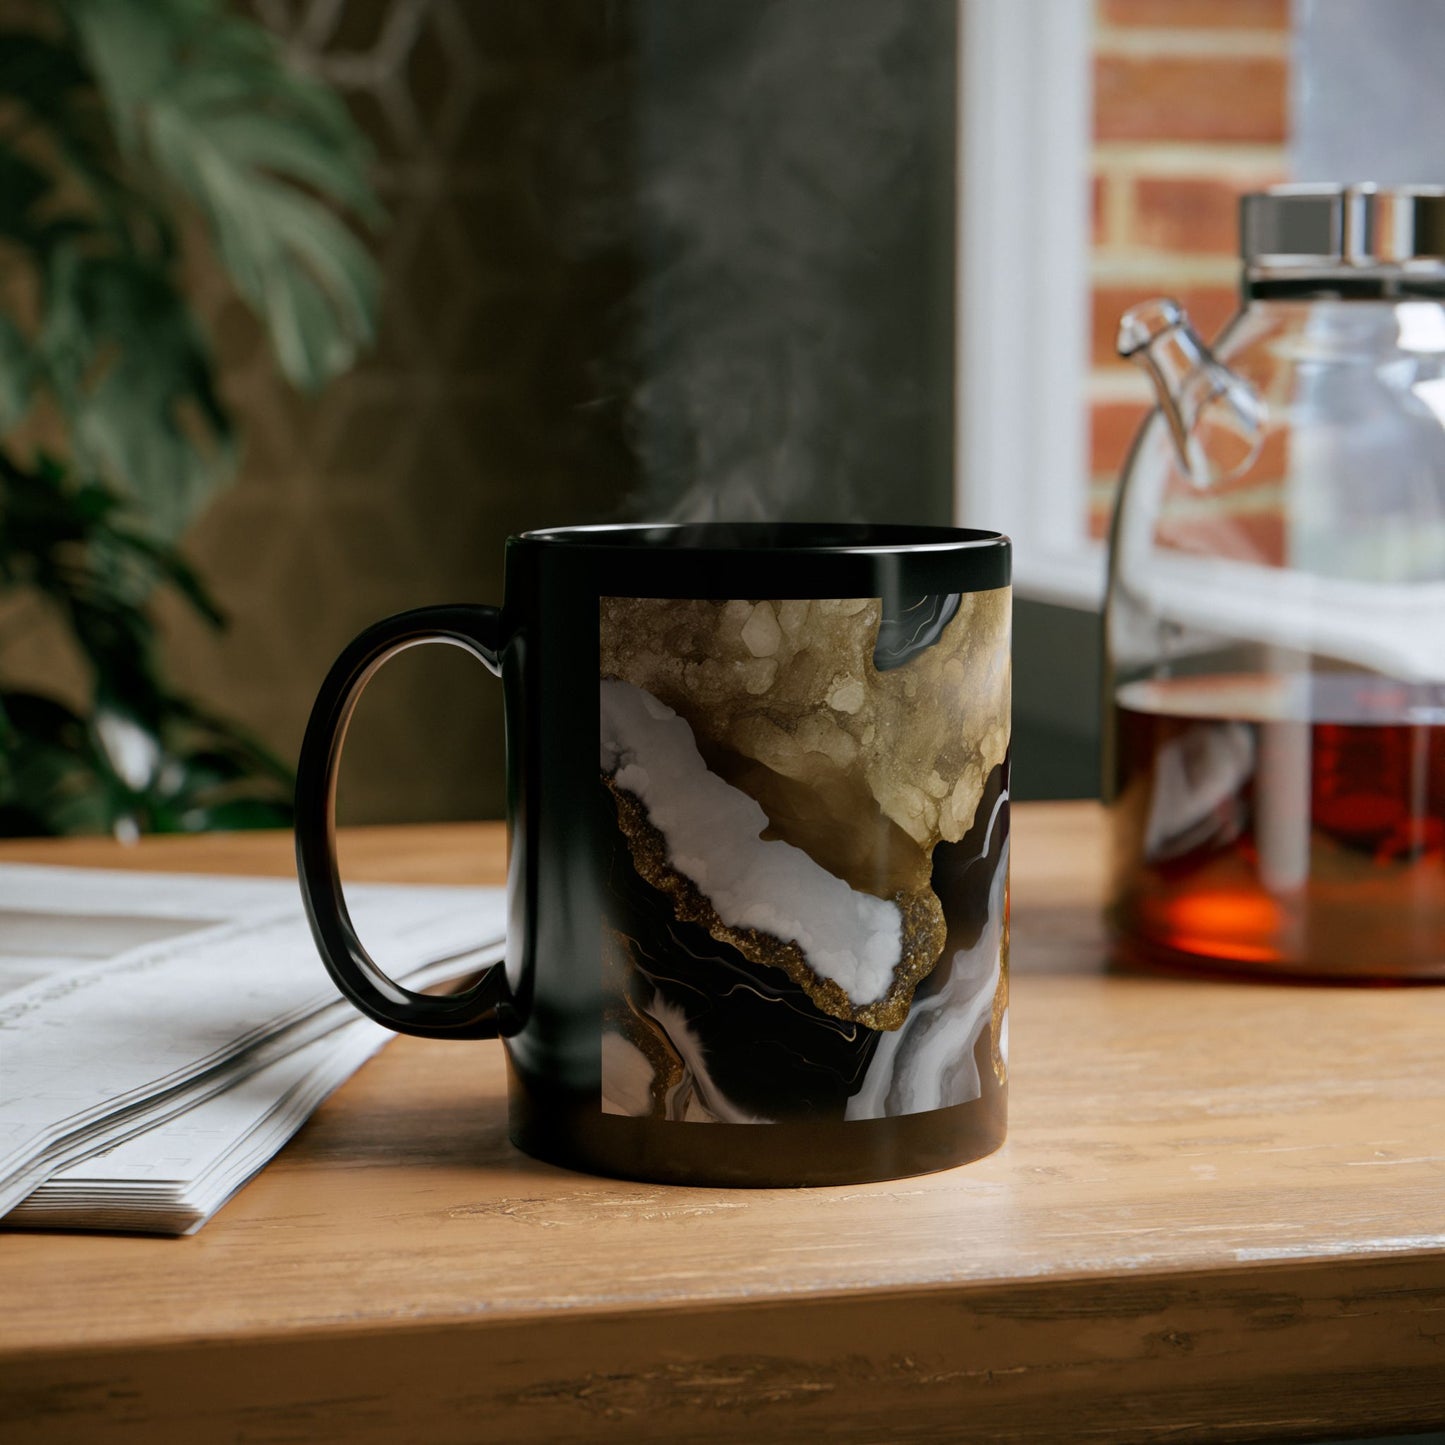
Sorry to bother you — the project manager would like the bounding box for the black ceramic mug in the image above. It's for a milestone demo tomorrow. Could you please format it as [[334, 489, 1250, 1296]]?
[[296, 523, 1012, 1186]]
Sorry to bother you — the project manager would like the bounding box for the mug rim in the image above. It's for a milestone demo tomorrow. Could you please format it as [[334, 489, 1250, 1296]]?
[[515, 522, 1009, 556]]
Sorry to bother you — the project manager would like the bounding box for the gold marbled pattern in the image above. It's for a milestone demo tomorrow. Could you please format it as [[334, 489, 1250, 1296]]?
[[992, 881, 1010, 1086], [600, 591, 1010, 1031], [605, 778, 946, 1031]]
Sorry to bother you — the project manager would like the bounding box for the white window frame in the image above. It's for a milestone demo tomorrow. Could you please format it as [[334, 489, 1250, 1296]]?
[[955, 0, 1104, 610]]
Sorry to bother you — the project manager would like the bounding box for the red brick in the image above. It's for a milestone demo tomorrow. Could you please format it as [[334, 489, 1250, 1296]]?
[[1090, 399, 1152, 477], [1091, 283, 1240, 369], [1155, 508, 1286, 565], [1095, 55, 1287, 143], [1101, 0, 1289, 28], [1134, 176, 1255, 255]]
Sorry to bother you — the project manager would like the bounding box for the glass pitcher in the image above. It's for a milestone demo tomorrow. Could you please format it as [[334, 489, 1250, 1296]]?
[[1105, 184, 1445, 980]]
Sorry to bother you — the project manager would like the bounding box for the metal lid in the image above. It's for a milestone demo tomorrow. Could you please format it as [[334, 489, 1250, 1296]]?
[[1241, 184, 1445, 270]]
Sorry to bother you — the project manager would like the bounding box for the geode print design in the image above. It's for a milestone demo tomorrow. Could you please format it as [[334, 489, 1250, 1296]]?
[[600, 592, 1010, 1122]]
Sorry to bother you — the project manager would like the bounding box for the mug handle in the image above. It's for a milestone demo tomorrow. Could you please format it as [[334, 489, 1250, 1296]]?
[[295, 605, 512, 1040]]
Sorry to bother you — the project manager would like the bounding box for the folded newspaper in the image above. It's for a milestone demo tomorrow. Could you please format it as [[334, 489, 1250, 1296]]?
[[0, 864, 505, 1235]]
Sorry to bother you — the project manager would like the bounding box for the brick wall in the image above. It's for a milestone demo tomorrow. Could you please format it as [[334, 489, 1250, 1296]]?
[[1088, 0, 1290, 539]]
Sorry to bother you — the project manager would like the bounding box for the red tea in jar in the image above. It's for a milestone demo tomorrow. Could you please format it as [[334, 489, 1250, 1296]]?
[[1110, 673, 1445, 979]]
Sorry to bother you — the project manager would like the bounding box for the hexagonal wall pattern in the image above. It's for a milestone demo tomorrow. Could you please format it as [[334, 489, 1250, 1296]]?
[[159, 0, 635, 825]]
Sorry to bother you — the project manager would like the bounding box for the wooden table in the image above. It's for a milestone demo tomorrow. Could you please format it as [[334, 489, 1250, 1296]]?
[[3, 804, 1444, 1444]]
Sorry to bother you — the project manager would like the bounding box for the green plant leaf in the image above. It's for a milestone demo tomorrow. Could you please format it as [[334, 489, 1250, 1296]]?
[[0, 453, 223, 736], [0, 315, 32, 427], [166, 697, 295, 785], [36, 247, 235, 537], [0, 148, 51, 246], [0, 689, 115, 836], [0, 675, 296, 838], [177, 797, 292, 831], [0, 0, 361, 837], [107, 524, 225, 626], [0, 30, 158, 256], [0, 33, 90, 117], [64, 0, 382, 392]]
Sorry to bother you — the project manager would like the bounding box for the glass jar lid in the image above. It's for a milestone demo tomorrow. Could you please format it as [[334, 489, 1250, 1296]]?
[[1242, 183, 1445, 272]]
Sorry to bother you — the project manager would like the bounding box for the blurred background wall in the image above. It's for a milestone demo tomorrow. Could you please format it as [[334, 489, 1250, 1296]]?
[[8, 0, 1444, 836], [12, 0, 1350, 826], [162, 1, 636, 827], [157, 0, 959, 825]]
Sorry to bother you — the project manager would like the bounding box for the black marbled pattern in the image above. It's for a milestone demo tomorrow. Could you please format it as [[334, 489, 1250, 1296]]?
[[603, 829, 881, 1121], [602, 756, 1009, 1122], [872, 592, 962, 671], [845, 758, 1009, 1118]]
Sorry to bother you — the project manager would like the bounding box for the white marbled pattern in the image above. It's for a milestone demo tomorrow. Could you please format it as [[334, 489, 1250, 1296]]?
[[600, 678, 903, 1007], [845, 836, 1007, 1119]]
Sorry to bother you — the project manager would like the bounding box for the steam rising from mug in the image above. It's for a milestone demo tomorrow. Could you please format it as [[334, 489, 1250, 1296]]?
[[558, 1, 954, 524]]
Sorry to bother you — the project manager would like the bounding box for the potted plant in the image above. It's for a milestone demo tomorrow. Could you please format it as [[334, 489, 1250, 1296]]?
[[0, 0, 380, 836]]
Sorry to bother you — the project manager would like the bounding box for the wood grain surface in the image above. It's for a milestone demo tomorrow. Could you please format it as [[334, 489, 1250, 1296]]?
[[2, 804, 1444, 1443]]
